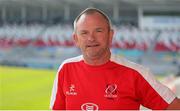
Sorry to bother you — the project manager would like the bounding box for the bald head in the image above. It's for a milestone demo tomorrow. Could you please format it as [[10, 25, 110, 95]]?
[[73, 8, 112, 33]]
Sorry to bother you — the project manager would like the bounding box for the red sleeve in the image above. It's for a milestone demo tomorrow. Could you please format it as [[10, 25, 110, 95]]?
[[135, 71, 175, 109], [50, 66, 66, 110]]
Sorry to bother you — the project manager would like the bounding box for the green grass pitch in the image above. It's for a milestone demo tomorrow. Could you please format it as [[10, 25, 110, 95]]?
[[0, 66, 56, 110]]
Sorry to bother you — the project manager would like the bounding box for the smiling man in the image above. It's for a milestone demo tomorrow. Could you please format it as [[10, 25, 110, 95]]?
[[50, 7, 180, 110], [73, 8, 113, 66]]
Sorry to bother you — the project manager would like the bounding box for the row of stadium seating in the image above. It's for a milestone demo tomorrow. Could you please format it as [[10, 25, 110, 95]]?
[[0, 24, 179, 52], [112, 26, 180, 52]]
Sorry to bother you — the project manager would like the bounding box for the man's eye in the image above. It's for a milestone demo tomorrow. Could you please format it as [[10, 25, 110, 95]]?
[[81, 32, 87, 35], [96, 29, 103, 32]]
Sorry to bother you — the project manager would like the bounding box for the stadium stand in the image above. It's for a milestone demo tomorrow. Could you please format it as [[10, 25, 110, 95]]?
[[0, 23, 75, 48], [155, 29, 180, 52], [0, 23, 179, 52]]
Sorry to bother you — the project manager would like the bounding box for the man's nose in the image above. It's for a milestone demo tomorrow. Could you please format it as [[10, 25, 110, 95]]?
[[87, 32, 95, 41]]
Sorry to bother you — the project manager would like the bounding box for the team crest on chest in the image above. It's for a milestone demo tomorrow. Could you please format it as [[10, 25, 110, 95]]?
[[104, 83, 118, 99]]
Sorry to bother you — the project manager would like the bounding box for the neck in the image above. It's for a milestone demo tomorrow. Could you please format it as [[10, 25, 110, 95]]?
[[83, 51, 111, 66]]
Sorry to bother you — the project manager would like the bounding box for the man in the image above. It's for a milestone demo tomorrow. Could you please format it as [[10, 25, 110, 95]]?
[[50, 8, 180, 110]]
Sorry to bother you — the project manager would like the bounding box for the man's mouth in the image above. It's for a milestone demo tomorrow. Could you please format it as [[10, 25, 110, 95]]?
[[86, 44, 100, 48]]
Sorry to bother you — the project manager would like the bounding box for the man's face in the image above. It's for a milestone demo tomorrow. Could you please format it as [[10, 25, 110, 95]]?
[[73, 12, 114, 59]]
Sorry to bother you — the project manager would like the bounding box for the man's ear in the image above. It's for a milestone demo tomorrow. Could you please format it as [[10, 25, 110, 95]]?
[[109, 29, 114, 45], [73, 32, 79, 47]]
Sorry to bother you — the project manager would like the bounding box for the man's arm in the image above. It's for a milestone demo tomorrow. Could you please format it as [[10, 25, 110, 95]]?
[[166, 98, 180, 109], [50, 65, 66, 110]]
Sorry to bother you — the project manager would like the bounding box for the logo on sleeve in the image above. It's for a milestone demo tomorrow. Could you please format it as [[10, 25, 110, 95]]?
[[66, 84, 77, 96], [104, 84, 118, 99]]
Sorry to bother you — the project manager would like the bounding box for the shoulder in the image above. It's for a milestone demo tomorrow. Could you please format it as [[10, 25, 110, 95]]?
[[63, 55, 83, 64], [110, 54, 174, 101], [110, 54, 156, 85], [57, 55, 83, 72], [111, 54, 150, 77]]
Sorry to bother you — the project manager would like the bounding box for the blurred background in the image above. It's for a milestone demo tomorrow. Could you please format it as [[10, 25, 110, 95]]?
[[0, 0, 180, 110]]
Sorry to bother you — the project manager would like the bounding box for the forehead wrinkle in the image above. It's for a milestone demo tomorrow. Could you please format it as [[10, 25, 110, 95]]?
[[76, 13, 109, 31]]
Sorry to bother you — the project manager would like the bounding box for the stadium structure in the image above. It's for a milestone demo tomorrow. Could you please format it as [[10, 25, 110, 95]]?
[[0, 0, 180, 75]]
